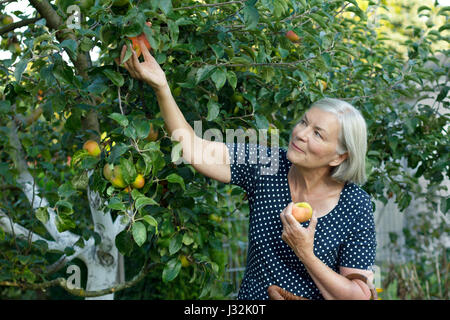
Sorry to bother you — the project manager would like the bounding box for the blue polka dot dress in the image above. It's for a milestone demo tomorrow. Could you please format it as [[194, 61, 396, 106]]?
[[225, 142, 377, 300]]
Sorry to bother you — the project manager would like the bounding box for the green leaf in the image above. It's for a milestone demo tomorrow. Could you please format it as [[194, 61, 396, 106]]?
[[140, 153, 153, 176], [255, 114, 269, 130], [120, 157, 136, 185], [171, 141, 183, 164], [226, 71, 237, 89], [310, 13, 328, 29], [14, 59, 29, 82], [150, 151, 165, 175], [243, 3, 259, 30], [35, 206, 49, 224], [166, 173, 185, 190], [211, 68, 227, 90], [107, 197, 126, 211], [123, 125, 137, 139], [103, 69, 124, 87], [58, 182, 77, 199], [115, 230, 134, 256], [417, 6, 431, 13], [124, 21, 143, 38], [87, 77, 108, 94], [0, 100, 11, 114], [209, 44, 224, 59], [71, 170, 89, 190], [133, 120, 150, 139], [196, 65, 216, 84], [230, 56, 252, 65], [108, 113, 129, 127], [158, 0, 173, 14], [182, 233, 194, 246], [80, 156, 100, 170], [60, 39, 78, 60], [135, 196, 158, 211], [142, 215, 158, 229], [162, 258, 182, 282], [108, 143, 130, 163], [55, 200, 74, 216], [132, 221, 147, 247], [55, 214, 76, 232], [169, 234, 182, 255], [206, 100, 220, 122]]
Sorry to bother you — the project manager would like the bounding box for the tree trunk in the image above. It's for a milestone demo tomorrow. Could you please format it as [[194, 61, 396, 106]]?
[[81, 238, 120, 300]]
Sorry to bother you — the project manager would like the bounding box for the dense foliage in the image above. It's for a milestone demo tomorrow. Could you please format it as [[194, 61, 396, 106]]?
[[0, 0, 448, 299]]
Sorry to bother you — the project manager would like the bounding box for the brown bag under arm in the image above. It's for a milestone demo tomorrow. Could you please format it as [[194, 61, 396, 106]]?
[[267, 273, 378, 300]]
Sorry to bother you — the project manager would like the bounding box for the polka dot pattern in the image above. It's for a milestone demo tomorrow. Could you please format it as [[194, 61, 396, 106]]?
[[226, 143, 377, 300]]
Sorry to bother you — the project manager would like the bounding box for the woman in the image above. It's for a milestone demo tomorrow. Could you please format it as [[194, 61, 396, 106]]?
[[119, 40, 377, 300]]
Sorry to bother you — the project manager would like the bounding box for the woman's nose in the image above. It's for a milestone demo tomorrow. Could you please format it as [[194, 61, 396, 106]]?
[[294, 126, 308, 142]]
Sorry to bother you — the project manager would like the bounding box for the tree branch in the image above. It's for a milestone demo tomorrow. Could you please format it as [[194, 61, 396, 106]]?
[[0, 260, 158, 297], [0, 17, 41, 36], [28, 0, 100, 142], [6, 115, 79, 245], [28, 0, 89, 79], [0, 209, 63, 252], [174, 0, 245, 11]]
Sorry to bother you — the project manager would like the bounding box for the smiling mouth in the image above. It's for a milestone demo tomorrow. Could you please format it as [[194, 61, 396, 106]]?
[[291, 142, 304, 153]]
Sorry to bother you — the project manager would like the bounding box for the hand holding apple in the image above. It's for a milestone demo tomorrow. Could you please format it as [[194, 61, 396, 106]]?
[[119, 23, 169, 93], [280, 202, 318, 261], [292, 202, 313, 223], [128, 22, 152, 58]]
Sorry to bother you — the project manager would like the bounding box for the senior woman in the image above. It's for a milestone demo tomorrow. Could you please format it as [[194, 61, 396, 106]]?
[[118, 40, 377, 300]]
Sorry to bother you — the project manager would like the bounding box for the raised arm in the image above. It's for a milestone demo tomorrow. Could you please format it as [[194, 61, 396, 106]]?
[[118, 39, 231, 184]]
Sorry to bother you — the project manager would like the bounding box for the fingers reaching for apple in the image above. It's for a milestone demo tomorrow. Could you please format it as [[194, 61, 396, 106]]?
[[116, 22, 169, 92], [119, 43, 168, 91]]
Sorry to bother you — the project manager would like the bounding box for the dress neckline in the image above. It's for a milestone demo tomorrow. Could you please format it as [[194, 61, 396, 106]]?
[[285, 161, 348, 220]]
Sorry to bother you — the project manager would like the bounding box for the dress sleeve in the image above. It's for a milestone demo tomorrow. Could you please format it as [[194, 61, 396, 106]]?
[[338, 196, 377, 270], [225, 142, 265, 194]]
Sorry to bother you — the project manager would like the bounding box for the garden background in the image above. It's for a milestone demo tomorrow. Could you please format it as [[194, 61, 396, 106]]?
[[0, 0, 448, 299]]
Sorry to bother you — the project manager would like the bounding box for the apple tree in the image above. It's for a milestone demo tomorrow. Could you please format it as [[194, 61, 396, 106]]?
[[0, 0, 448, 299]]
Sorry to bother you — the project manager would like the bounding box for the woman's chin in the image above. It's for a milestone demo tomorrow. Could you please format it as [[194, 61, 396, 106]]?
[[287, 148, 303, 163]]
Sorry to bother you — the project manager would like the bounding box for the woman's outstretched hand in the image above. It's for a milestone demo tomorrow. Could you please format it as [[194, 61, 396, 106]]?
[[118, 39, 168, 93]]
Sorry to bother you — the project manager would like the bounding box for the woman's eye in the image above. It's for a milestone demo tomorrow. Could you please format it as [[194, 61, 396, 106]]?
[[314, 131, 322, 138]]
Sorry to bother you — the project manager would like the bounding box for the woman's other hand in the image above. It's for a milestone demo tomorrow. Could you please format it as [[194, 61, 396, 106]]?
[[280, 202, 318, 262], [118, 39, 168, 92]]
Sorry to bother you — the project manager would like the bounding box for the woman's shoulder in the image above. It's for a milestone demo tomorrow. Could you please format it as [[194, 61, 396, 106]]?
[[340, 183, 373, 214], [343, 183, 371, 201]]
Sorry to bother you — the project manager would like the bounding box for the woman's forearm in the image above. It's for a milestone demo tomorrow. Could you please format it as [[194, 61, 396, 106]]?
[[302, 254, 369, 300], [154, 84, 192, 137], [153, 84, 201, 164]]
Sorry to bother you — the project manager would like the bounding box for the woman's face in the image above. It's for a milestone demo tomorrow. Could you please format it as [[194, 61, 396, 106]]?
[[287, 107, 346, 170]]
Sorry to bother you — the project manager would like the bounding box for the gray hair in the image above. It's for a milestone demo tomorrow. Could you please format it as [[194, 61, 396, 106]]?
[[309, 98, 368, 185]]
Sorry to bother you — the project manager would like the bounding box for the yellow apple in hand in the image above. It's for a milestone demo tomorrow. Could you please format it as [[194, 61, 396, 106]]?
[[292, 202, 313, 223], [83, 140, 101, 157]]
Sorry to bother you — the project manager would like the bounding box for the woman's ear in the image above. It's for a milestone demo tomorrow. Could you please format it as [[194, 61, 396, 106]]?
[[329, 152, 348, 167]]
